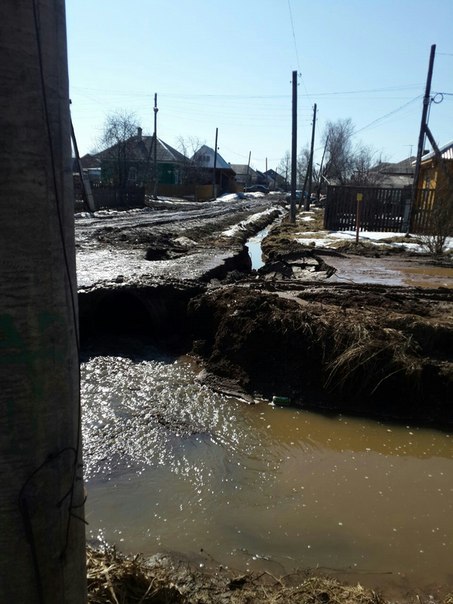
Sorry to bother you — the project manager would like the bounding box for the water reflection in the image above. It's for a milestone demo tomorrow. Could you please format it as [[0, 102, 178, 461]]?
[[246, 227, 269, 270], [81, 346, 453, 596]]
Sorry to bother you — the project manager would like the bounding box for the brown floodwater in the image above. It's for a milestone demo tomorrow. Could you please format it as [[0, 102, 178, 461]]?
[[81, 349, 453, 598], [327, 256, 453, 289]]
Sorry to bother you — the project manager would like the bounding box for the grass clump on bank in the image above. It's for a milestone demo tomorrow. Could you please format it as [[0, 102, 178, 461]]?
[[87, 546, 390, 604]]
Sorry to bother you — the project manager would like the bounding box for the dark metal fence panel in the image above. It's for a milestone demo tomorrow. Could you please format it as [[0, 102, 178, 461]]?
[[91, 185, 145, 210], [324, 186, 423, 233]]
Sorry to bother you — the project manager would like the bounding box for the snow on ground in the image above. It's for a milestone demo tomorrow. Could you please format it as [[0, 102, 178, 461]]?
[[221, 208, 281, 237], [216, 191, 265, 202], [296, 228, 453, 253]]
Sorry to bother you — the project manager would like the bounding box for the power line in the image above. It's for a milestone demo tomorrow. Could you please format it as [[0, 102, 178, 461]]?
[[287, 0, 300, 71], [72, 83, 424, 100], [354, 95, 422, 135]]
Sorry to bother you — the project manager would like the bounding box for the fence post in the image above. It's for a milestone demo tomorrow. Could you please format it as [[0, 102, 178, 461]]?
[[403, 196, 412, 233], [355, 193, 363, 244]]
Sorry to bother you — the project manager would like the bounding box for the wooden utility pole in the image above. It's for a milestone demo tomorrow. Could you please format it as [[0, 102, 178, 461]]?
[[305, 103, 317, 210], [246, 151, 251, 187], [0, 1, 87, 602], [153, 92, 159, 199], [290, 70, 298, 223], [212, 127, 218, 198], [409, 45, 436, 231], [71, 115, 95, 212]]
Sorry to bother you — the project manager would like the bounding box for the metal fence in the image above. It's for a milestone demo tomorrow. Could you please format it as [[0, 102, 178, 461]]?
[[90, 185, 145, 210], [324, 186, 436, 233]]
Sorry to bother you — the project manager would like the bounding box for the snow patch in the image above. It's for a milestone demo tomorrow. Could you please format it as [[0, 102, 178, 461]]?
[[222, 208, 279, 237]]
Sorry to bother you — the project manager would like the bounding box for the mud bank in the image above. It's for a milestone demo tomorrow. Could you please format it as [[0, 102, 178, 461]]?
[[187, 281, 453, 425], [77, 202, 453, 424], [86, 546, 398, 604]]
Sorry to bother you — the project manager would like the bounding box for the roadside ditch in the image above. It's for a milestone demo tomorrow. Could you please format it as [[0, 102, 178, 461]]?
[[79, 211, 453, 426]]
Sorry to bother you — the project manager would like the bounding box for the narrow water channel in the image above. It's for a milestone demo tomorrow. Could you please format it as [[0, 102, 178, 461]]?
[[246, 227, 269, 270], [81, 342, 453, 597]]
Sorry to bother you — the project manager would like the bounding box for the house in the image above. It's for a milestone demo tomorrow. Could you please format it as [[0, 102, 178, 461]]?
[[230, 164, 271, 190], [192, 145, 236, 196], [230, 164, 257, 188], [80, 128, 189, 187], [264, 169, 287, 190], [372, 156, 415, 188], [417, 140, 453, 191]]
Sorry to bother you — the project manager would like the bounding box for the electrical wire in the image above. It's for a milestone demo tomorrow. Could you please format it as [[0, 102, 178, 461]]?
[[354, 95, 422, 135], [287, 0, 300, 72]]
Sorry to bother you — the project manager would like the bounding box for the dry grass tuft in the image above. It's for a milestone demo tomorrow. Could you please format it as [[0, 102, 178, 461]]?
[[86, 546, 394, 604], [323, 312, 421, 396]]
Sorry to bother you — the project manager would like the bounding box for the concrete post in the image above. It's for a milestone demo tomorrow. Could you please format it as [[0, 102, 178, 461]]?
[[0, 1, 87, 602]]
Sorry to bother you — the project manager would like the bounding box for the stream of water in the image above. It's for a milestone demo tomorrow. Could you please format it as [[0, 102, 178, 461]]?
[[81, 343, 453, 597]]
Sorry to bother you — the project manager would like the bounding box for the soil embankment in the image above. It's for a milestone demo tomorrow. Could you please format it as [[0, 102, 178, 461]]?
[[188, 213, 453, 425], [188, 281, 453, 424]]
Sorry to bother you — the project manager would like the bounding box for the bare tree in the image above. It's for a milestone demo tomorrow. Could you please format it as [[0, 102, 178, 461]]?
[[322, 118, 355, 185], [99, 110, 138, 187], [297, 146, 310, 189], [322, 119, 384, 186], [350, 144, 385, 186], [177, 135, 204, 158], [176, 136, 209, 185], [277, 151, 291, 190]]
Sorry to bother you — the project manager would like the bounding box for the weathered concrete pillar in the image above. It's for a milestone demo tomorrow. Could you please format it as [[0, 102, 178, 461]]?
[[0, 1, 87, 602]]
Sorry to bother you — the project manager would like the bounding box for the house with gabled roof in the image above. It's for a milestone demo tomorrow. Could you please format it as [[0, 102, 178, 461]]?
[[191, 145, 236, 196], [264, 169, 287, 190], [372, 156, 415, 188], [80, 128, 189, 187], [230, 164, 257, 188]]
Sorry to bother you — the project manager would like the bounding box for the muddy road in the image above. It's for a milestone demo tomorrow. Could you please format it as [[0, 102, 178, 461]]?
[[76, 197, 453, 425], [76, 196, 283, 288]]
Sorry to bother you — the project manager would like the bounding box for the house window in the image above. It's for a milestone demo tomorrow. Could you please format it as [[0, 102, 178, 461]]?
[[128, 167, 137, 182]]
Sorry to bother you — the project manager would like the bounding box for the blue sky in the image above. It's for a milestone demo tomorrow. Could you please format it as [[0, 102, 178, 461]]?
[[66, 0, 453, 172]]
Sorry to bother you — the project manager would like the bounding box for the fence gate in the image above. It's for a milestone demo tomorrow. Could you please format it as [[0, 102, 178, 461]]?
[[324, 186, 434, 233]]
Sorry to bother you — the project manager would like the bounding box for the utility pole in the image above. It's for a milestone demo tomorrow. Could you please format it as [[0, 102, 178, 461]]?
[[290, 70, 298, 223], [305, 103, 317, 210], [153, 92, 159, 199], [409, 44, 436, 231], [316, 133, 329, 199], [212, 127, 218, 199], [0, 1, 87, 602], [246, 151, 251, 188], [71, 115, 95, 212]]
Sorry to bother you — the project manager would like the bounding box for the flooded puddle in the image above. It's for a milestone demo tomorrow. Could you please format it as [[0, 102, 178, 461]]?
[[328, 256, 453, 288], [81, 344, 453, 597]]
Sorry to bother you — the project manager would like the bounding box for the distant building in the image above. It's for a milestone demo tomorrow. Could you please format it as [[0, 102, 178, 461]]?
[[264, 169, 287, 190], [192, 145, 236, 194], [372, 156, 415, 188], [79, 128, 189, 187]]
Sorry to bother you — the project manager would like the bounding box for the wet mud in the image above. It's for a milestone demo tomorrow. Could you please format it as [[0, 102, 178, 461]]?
[[77, 200, 453, 425]]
